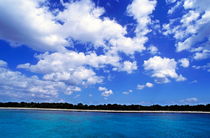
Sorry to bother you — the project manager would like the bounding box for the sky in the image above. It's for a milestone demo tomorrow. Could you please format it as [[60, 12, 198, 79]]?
[[0, 0, 210, 105]]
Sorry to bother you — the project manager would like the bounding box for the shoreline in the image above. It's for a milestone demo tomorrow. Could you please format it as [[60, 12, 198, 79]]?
[[0, 107, 210, 114]]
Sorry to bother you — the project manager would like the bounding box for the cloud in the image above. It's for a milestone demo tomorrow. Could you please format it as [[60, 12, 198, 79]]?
[[18, 52, 103, 86], [163, 0, 210, 61], [4, 0, 148, 93], [167, 1, 182, 14], [43, 67, 102, 86], [137, 82, 153, 90], [56, 0, 148, 57], [0, 0, 124, 51], [122, 89, 133, 95], [106, 0, 158, 58], [17, 35, 145, 90], [119, 61, 137, 74], [184, 0, 210, 11], [147, 45, 159, 55], [0, 0, 147, 57], [57, 0, 126, 47], [0, 60, 80, 101], [163, 10, 200, 49], [180, 10, 200, 25], [98, 87, 113, 97], [109, 37, 146, 55], [166, 0, 177, 4], [0, 60, 7, 67], [192, 63, 210, 72], [0, 0, 195, 102], [17, 50, 139, 86], [18, 51, 119, 85], [127, 0, 157, 36], [0, 0, 150, 96], [143, 56, 186, 83], [0, 0, 67, 51], [179, 58, 190, 68], [180, 97, 198, 104], [193, 48, 210, 60]]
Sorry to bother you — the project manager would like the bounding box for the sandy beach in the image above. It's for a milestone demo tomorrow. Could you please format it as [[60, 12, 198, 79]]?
[[0, 107, 210, 114]]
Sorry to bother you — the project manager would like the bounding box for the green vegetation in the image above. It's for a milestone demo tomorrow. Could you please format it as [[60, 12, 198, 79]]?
[[0, 102, 210, 111]]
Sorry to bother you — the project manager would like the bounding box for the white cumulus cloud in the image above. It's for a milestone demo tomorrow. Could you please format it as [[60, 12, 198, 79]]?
[[119, 61, 138, 74], [57, 0, 126, 47], [98, 87, 113, 97], [143, 56, 186, 83], [0, 60, 80, 101], [148, 45, 159, 55], [127, 0, 157, 36], [137, 82, 154, 90], [179, 58, 190, 68], [0, 0, 68, 51]]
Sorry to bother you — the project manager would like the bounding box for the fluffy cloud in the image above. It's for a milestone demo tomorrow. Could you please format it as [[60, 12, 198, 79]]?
[[0, 0, 124, 51], [109, 37, 146, 55], [148, 45, 159, 55], [2, 0, 147, 93], [18, 52, 105, 86], [0, 60, 79, 101], [57, 0, 148, 57], [43, 67, 102, 86], [98, 87, 113, 97], [143, 56, 186, 83], [179, 58, 190, 68], [0, 0, 146, 57], [119, 61, 137, 74], [18, 47, 141, 86], [0, 0, 67, 51], [1, 0, 195, 102], [193, 48, 210, 60], [18, 51, 120, 73], [137, 82, 153, 90], [127, 0, 157, 36], [57, 0, 126, 47], [17, 50, 139, 86], [163, 0, 210, 61]]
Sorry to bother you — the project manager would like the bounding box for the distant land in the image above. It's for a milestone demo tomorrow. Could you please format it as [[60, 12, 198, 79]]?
[[0, 102, 210, 113]]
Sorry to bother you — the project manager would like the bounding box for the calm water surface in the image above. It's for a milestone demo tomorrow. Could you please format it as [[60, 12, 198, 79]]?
[[0, 109, 210, 138]]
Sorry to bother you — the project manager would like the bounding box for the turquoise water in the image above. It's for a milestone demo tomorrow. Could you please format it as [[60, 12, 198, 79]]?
[[0, 109, 210, 138]]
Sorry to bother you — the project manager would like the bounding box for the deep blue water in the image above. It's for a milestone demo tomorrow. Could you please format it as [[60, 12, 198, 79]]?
[[0, 109, 210, 138]]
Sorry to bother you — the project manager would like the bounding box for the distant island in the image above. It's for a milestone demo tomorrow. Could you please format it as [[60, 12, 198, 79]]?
[[0, 102, 210, 112]]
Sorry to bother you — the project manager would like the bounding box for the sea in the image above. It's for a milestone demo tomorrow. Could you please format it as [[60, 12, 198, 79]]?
[[0, 109, 210, 138]]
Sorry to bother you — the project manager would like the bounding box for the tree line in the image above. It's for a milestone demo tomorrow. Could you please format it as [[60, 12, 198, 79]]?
[[0, 102, 210, 111]]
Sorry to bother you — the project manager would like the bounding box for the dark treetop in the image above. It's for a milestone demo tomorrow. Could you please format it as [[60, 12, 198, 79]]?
[[0, 102, 210, 111]]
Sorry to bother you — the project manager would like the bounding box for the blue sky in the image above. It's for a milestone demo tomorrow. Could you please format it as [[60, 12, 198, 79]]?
[[0, 0, 210, 105]]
